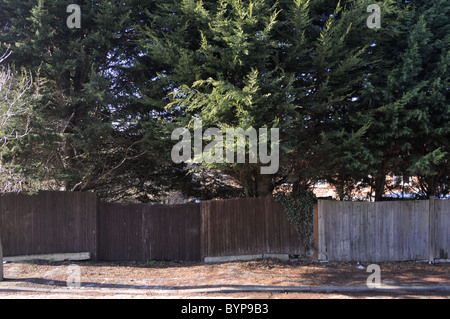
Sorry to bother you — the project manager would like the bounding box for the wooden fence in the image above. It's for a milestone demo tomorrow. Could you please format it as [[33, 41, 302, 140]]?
[[201, 198, 304, 259], [0, 192, 305, 262], [0, 191, 98, 259], [98, 197, 303, 261], [316, 199, 450, 262], [97, 202, 201, 261]]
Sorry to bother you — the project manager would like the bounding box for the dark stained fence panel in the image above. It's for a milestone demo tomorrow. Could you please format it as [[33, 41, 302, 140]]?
[[97, 202, 146, 261], [0, 191, 98, 259], [98, 202, 201, 262], [201, 197, 305, 258], [1, 192, 307, 262], [263, 197, 305, 255], [201, 198, 265, 258], [143, 203, 201, 261]]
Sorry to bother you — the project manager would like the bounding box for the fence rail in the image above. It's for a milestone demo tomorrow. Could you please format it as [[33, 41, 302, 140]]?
[[316, 199, 450, 262]]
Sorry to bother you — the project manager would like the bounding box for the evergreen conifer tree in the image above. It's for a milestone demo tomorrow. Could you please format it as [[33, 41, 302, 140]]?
[[360, 0, 450, 199], [0, 0, 176, 201]]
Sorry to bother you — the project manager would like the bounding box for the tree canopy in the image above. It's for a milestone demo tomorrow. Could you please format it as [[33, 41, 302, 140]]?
[[0, 0, 448, 201]]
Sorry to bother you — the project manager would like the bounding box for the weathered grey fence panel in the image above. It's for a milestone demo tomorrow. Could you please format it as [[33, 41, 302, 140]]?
[[317, 199, 446, 262], [434, 200, 450, 260]]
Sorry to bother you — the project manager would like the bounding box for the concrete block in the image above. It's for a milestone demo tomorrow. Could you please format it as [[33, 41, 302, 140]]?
[[263, 254, 289, 261], [204, 255, 263, 263], [4, 252, 91, 263]]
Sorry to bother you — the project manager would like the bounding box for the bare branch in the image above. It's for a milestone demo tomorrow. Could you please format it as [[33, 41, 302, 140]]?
[[0, 49, 36, 193]]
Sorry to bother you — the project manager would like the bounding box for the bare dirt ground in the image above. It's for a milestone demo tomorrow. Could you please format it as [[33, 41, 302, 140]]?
[[0, 258, 449, 299]]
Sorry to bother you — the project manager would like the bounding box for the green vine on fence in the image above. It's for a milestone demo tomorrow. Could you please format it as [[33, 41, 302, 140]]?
[[274, 191, 316, 251]]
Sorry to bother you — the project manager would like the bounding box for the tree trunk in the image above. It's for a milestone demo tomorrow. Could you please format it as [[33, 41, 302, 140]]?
[[424, 175, 438, 198], [374, 165, 387, 201], [255, 173, 273, 197]]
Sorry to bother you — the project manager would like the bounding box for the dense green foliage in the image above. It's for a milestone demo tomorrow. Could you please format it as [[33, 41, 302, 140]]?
[[359, 0, 450, 200], [0, 0, 448, 202]]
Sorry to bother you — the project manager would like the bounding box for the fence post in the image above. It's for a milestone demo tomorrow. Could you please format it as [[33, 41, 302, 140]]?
[[0, 236, 3, 281], [313, 204, 318, 261], [200, 201, 208, 262], [428, 197, 436, 262], [317, 200, 327, 261]]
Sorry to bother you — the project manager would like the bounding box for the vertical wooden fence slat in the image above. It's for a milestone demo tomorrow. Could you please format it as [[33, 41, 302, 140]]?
[[313, 204, 319, 261], [0, 236, 3, 281], [428, 197, 435, 261], [421, 200, 430, 260], [200, 201, 210, 261], [317, 200, 327, 261]]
